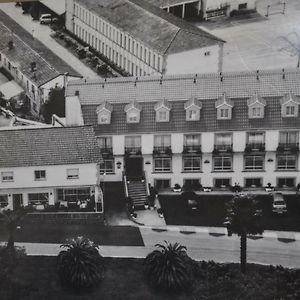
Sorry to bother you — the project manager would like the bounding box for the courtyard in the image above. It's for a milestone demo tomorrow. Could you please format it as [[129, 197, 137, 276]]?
[[197, 0, 300, 72]]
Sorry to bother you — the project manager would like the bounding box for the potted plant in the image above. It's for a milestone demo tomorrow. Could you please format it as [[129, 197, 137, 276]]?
[[173, 184, 182, 193], [265, 182, 274, 192]]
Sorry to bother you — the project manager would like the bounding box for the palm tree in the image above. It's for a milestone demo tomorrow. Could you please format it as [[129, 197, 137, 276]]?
[[224, 193, 263, 273], [144, 241, 192, 291], [57, 237, 104, 289], [0, 208, 27, 254]]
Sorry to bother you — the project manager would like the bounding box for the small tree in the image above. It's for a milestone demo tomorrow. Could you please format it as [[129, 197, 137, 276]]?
[[41, 87, 65, 123], [57, 237, 104, 289], [0, 208, 28, 255], [224, 193, 263, 273]]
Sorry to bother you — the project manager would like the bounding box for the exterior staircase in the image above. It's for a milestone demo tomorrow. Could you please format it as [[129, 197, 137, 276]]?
[[127, 180, 148, 208]]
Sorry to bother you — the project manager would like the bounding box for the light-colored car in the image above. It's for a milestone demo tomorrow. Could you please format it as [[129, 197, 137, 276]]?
[[272, 192, 287, 214], [39, 14, 58, 25]]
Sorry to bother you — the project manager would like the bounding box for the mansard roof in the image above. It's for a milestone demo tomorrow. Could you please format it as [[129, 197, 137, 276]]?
[[280, 92, 300, 105]]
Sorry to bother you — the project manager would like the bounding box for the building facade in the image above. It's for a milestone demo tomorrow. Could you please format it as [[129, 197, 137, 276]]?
[[65, 69, 300, 192], [0, 126, 103, 212], [0, 14, 80, 116], [65, 0, 224, 76]]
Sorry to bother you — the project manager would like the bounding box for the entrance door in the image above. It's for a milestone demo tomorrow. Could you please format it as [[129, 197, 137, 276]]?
[[125, 157, 143, 180], [13, 194, 23, 210]]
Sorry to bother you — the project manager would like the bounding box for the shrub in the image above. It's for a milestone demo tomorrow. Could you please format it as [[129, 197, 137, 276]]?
[[57, 237, 104, 289], [144, 241, 193, 291]]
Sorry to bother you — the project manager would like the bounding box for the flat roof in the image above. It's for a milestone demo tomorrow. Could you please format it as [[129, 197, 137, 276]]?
[[40, 0, 66, 15]]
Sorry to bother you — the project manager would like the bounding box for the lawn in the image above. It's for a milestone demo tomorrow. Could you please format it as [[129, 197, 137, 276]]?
[[0, 224, 144, 246], [159, 193, 300, 231], [2, 256, 300, 300]]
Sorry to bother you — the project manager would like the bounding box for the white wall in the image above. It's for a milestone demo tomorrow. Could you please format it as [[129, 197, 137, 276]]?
[[205, 0, 256, 12], [65, 95, 84, 126], [165, 44, 221, 75]]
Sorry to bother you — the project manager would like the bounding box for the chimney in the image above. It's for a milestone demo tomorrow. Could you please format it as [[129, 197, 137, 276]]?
[[30, 62, 37, 72], [8, 40, 13, 50], [75, 90, 80, 96]]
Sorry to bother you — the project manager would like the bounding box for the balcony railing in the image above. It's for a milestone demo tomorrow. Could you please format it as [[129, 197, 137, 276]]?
[[277, 143, 299, 153], [213, 144, 233, 154], [100, 147, 113, 156], [153, 146, 173, 156], [245, 143, 265, 153], [182, 145, 202, 154], [124, 146, 142, 156]]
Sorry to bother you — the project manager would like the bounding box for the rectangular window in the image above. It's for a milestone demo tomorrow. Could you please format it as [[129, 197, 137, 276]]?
[[213, 156, 232, 171], [97, 137, 113, 151], [277, 177, 295, 188], [184, 134, 201, 152], [277, 155, 297, 170], [100, 159, 114, 174], [220, 108, 229, 118], [247, 132, 265, 146], [215, 133, 232, 150], [34, 170, 46, 180], [1, 171, 14, 182], [158, 57, 160, 72], [158, 110, 167, 122], [245, 178, 262, 188], [244, 155, 264, 170], [144, 48, 147, 62], [154, 179, 170, 190], [183, 179, 201, 190], [214, 178, 231, 188], [67, 168, 79, 179], [28, 193, 49, 205], [154, 157, 172, 172], [286, 106, 295, 116], [0, 195, 8, 208], [279, 131, 298, 145], [57, 188, 90, 202], [204, 51, 210, 56], [154, 135, 171, 147], [183, 156, 201, 172], [252, 107, 262, 117]]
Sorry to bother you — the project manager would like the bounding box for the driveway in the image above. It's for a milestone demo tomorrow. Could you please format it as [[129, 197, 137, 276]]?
[[0, 3, 98, 78], [198, 0, 300, 72]]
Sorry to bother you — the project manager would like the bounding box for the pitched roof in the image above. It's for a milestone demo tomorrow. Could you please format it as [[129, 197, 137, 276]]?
[[247, 92, 267, 106], [66, 69, 300, 135], [145, 0, 187, 8], [154, 98, 172, 110], [184, 97, 202, 110], [124, 101, 142, 112], [215, 93, 234, 108], [74, 0, 223, 55], [0, 126, 101, 168], [0, 11, 80, 87], [96, 101, 113, 113], [280, 92, 300, 105]]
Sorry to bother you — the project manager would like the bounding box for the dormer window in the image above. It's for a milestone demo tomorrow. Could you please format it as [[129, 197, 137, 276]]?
[[154, 99, 172, 123], [247, 92, 266, 119], [184, 97, 202, 121], [96, 101, 113, 125], [280, 92, 300, 118], [124, 101, 142, 123], [215, 93, 234, 120]]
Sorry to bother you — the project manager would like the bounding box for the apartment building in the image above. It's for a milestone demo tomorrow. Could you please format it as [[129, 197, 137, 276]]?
[[0, 126, 103, 213], [65, 69, 300, 193], [0, 14, 80, 116], [146, 0, 257, 19], [65, 0, 224, 76]]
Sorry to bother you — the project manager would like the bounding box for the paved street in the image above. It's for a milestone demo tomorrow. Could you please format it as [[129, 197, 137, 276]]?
[[198, 0, 300, 72], [0, 3, 98, 78]]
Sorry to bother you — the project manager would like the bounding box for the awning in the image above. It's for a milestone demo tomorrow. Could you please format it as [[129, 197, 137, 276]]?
[[0, 81, 24, 100], [40, 0, 66, 16]]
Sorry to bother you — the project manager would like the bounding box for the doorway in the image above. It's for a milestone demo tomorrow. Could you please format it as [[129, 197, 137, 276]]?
[[13, 194, 23, 210], [125, 157, 143, 180]]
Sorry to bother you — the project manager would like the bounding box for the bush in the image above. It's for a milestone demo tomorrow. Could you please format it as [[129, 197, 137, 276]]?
[[57, 237, 104, 289], [144, 241, 193, 292]]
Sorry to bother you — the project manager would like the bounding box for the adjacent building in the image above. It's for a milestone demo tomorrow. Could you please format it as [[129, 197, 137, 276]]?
[[146, 0, 257, 19], [0, 11, 81, 116], [65, 0, 224, 76], [0, 126, 103, 213], [65, 69, 300, 193]]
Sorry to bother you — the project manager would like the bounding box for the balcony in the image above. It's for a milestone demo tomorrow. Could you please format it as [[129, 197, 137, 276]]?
[[276, 143, 299, 153], [100, 147, 113, 157], [124, 146, 142, 156], [153, 146, 173, 156], [213, 144, 233, 155], [182, 145, 202, 155], [245, 143, 265, 153]]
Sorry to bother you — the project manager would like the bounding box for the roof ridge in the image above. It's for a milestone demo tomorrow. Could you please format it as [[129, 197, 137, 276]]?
[[163, 28, 181, 55]]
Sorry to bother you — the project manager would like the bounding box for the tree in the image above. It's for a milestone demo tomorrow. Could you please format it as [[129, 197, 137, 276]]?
[[0, 208, 28, 255], [57, 237, 104, 289], [41, 87, 65, 124], [224, 193, 264, 273], [144, 241, 193, 291]]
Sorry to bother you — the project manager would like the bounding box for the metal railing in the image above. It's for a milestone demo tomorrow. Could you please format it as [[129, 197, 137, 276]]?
[[183, 145, 202, 153], [123, 172, 129, 198]]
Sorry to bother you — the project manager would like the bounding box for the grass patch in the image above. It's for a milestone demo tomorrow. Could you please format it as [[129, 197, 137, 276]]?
[[1, 256, 300, 300]]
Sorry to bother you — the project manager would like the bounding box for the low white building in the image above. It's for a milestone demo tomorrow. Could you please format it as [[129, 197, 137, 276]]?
[[65, 0, 224, 76], [0, 15, 81, 116], [0, 126, 103, 213]]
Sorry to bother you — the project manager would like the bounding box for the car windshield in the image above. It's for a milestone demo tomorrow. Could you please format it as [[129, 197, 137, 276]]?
[[274, 200, 285, 206]]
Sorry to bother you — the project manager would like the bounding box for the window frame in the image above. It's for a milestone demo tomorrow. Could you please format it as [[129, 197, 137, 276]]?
[[34, 170, 46, 181], [154, 157, 172, 172], [1, 171, 14, 182], [67, 168, 79, 180]]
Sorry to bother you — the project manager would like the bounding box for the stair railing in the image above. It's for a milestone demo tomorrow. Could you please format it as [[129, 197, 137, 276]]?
[[143, 171, 150, 196], [123, 171, 129, 198]]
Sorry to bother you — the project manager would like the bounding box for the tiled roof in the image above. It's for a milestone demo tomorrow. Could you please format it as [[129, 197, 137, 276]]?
[[247, 92, 267, 106], [280, 92, 300, 105], [74, 0, 223, 55], [67, 69, 300, 135], [0, 10, 80, 87], [0, 126, 101, 168], [184, 97, 202, 109], [124, 101, 142, 112], [215, 93, 234, 108]]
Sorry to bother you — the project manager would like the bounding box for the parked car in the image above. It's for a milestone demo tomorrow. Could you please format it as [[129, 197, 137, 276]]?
[[39, 14, 58, 25], [272, 192, 287, 214]]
